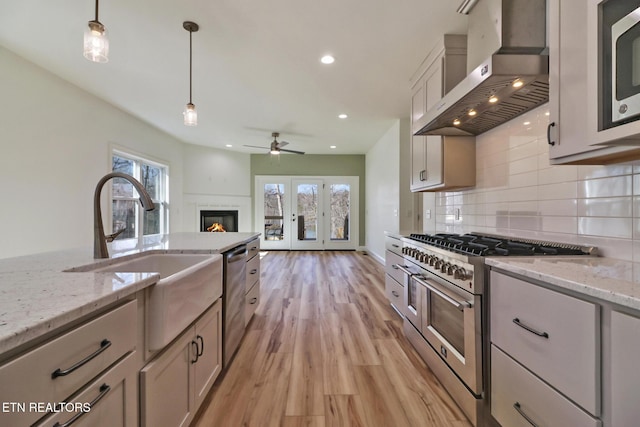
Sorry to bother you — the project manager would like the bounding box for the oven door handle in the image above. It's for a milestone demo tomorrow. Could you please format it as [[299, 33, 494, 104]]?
[[394, 264, 413, 276], [413, 275, 471, 310]]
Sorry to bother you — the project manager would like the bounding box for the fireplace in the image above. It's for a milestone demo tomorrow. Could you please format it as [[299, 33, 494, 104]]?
[[200, 210, 238, 232]]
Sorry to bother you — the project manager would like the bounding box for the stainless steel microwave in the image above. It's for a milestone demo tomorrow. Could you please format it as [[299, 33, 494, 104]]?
[[602, 1, 640, 128]]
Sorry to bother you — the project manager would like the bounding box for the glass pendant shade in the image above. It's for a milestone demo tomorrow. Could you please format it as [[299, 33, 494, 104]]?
[[83, 21, 109, 63], [183, 103, 198, 126]]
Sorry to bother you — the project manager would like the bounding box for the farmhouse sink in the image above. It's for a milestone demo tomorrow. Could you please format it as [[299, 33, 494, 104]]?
[[72, 253, 223, 351]]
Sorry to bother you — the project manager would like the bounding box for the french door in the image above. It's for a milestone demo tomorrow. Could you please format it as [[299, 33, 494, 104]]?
[[255, 176, 358, 250]]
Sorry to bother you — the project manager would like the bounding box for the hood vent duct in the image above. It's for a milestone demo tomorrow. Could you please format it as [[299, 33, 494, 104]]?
[[414, 0, 549, 137]]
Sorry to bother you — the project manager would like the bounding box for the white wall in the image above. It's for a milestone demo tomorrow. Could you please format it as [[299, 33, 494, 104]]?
[[181, 143, 252, 232], [365, 120, 401, 262], [0, 46, 186, 259], [424, 104, 640, 261]]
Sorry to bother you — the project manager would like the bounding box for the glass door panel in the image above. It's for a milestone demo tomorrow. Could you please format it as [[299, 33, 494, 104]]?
[[329, 184, 350, 241], [292, 180, 324, 250], [257, 179, 290, 250]]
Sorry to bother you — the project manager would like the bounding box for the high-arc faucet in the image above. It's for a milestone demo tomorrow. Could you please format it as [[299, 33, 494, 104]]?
[[94, 172, 155, 258]]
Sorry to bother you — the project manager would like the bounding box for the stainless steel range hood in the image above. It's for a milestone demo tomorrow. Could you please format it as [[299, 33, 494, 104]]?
[[414, 0, 548, 137]]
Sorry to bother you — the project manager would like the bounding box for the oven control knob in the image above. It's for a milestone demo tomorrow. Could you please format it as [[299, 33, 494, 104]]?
[[414, 251, 422, 260], [434, 259, 444, 269], [441, 262, 451, 273], [454, 267, 470, 280], [447, 265, 457, 276]]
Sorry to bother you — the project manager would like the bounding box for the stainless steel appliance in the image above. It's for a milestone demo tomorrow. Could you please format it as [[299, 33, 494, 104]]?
[[603, 1, 640, 125], [392, 232, 596, 426], [223, 245, 247, 367]]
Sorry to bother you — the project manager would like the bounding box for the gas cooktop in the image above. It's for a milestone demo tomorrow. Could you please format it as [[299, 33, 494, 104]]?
[[407, 233, 597, 257]]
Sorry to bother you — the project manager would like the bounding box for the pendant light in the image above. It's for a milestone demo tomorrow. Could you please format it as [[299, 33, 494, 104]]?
[[183, 21, 199, 126], [83, 0, 109, 63]]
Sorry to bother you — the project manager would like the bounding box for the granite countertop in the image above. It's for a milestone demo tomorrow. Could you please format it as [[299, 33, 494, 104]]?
[[0, 232, 260, 356], [486, 257, 640, 311]]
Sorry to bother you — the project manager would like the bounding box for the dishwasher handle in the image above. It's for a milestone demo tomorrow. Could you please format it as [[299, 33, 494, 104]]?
[[226, 245, 247, 261]]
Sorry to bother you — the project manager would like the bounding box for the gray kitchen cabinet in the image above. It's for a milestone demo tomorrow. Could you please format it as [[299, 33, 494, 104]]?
[[548, 0, 640, 164], [610, 310, 640, 427], [0, 300, 138, 427], [140, 299, 222, 427], [410, 34, 475, 192], [384, 235, 404, 316], [245, 237, 260, 326]]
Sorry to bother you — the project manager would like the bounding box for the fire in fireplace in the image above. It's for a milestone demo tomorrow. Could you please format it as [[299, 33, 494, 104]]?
[[200, 210, 238, 232]]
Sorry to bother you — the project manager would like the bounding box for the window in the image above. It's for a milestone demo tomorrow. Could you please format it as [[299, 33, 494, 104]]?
[[112, 151, 169, 239]]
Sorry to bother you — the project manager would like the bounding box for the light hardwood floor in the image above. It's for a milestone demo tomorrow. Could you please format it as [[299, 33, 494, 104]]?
[[193, 251, 472, 427]]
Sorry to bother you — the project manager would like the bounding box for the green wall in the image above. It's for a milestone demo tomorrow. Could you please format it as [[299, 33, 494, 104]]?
[[250, 154, 366, 246]]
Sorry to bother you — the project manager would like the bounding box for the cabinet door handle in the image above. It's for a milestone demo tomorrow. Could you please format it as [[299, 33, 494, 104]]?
[[51, 339, 112, 379], [392, 264, 399, 270], [547, 122, 556, 146], [513, 318, 549, 338], [191, 340, 199, 364], [391, 291, 400, 297], [53, 383, 111, 427], [391, 244, 399, 248], [196, 334, 204, 357], [513, 402, 539, 427], [249, 297, 258, 305], [250, 269, 258, 275], [250, 246, 258, 251]]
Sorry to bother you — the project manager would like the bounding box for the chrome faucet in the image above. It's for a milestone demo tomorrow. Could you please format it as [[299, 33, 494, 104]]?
[[94, 172, 155, 258]]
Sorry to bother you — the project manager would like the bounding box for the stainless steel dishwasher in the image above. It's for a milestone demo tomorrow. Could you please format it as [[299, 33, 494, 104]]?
[[223, 244, 247, 367]]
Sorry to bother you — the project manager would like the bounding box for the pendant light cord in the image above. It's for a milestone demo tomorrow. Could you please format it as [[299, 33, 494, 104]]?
[[95, 0, 99, 22], [189, 29, 193, 104]]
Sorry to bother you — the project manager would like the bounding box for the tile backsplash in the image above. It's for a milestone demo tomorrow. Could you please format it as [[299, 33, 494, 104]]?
[[424, 105, 639, 261]]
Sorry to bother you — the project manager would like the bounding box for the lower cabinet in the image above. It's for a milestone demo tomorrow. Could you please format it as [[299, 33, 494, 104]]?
[[35, 352, 138, 427], [610, 310, 640, 427], [140, 299, 222, 427]]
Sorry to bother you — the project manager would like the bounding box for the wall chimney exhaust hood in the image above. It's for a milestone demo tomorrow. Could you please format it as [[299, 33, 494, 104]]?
[[414, 0, 549, 137]]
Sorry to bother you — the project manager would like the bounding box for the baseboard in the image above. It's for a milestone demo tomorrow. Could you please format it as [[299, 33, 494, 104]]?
[[360, 247, 384, 265]]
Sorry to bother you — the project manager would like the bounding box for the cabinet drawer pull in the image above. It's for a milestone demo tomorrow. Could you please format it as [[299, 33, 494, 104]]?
[[392, 244, 399, 248], [250, 269, 258, 275], [53, 383, 111, 427], [513, 318, 549, 338], [191, 340, 199, 364], [547, 122, 556, 146], [391, 291, 400, 298], [513, 402, 539, 427], [249, 297, 258, 305], [391, 264, 399, 270], [196, 335, 204, 357], [51, 339, 112, 379]]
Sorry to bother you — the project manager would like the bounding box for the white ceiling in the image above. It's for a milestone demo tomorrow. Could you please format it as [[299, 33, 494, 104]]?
[[0, 1, 467, 154]]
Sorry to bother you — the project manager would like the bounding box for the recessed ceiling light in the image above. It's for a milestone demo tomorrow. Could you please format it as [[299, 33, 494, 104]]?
[[225, 144, 233, 147], [545, 111, 550, 116], [512, 79, 524, 88], [489, 95, 498, 103], [453, 119, 461, 126], [523, 121, 531, 126], [338, 114, 348, 119], [330, 145, 337, 149], [468, 110, 477, 116], [321, 55, 335, 64]]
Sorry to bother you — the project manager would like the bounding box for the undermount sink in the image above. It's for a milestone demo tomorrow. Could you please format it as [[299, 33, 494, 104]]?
[[73, 253, 223, 351]]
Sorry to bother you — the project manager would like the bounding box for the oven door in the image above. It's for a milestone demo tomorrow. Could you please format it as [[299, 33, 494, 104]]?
[[611, 4, 640, 123], [395, 264, 422, 326], [415, 274, 482, 395]]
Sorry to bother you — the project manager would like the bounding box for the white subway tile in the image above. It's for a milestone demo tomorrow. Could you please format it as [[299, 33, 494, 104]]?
[[578, 176, 632, 198], [578, 197, 632, 217], [538, 199, 578, 216], [538, 182, 578, 200], [578, 217, 632, 239], [542, 216, 578, 234], [577, 164, 633, 180], [537, 164, 578, 185]]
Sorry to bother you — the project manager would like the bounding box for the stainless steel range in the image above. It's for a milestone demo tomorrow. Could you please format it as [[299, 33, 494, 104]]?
[[388, 232, 596, 426]]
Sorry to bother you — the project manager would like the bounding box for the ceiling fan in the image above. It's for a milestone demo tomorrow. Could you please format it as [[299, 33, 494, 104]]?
[[243, 132, 305, 155]]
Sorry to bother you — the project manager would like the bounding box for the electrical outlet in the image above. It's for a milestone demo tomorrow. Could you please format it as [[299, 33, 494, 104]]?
[[425, 209, 431, 219], [455, 208, 461, 221]]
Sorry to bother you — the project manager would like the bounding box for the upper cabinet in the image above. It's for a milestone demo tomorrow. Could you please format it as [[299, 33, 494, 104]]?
[[410, 35, 476, 192], [548, 0, 640, 164]]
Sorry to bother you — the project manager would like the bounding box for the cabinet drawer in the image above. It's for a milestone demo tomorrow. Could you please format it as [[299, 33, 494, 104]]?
[[246, 254, 260, 292], [0, 300, 136, 426], [491, 345, 601, 427], [247, 239, 260, 260], [385, 237, 403, 256], [385, 274, 403, 314], [245, 281, 260, 326], [34, 351, 138, 427], [490, 271, 599, 415], [385, 250, 406, 285]]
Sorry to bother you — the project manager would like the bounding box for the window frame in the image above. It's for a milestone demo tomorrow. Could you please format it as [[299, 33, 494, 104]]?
[[110, 149, 170, 240]]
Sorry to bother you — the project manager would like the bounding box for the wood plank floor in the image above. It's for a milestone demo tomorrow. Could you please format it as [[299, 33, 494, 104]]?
[[192, 251, 472, 427]]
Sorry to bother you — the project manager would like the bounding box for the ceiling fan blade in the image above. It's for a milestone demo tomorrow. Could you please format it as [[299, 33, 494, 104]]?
[[277, 141, 289, 148], [243, 145, 269, 149], [280, 148, 305, 155]]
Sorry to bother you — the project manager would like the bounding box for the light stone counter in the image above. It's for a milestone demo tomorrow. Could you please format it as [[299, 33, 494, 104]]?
[[0, 232, 260, 356], [486, 257, 640, 311]]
